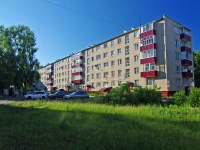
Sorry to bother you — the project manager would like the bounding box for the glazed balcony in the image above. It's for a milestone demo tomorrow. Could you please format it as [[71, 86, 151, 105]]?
[[181, 46, 191, 53], [140, 43, 156, 52], [182, 71, 193, 78], [71, 63, 83, 69], [180, 33, 191, 42], [46, 83, 53, 86], [181, 59, 192, 66], [140, 29, 156, 38], [141, 70, 157, 78], [71, 55, 83, 61], [140, 57, 157, 64]]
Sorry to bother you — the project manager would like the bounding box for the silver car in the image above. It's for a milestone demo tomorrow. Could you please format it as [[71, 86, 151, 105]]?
[[24, 91, 47, 100], [63, 92, 89, 99]]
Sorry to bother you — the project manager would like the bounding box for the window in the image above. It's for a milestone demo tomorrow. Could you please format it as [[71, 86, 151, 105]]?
[[104, 62, 108, 67], [87, 58, 90, 64], [87, 66, 90, 73], [103, 82, 108, 87], [146, 79, 154, 86], [111, 50, 114, 56], [96, 73, 101, 79], [118, 70, 122, 76], [111, 71, 115, 77], [92, 82, 94, 87], [134, 80, 139, 86], [134, 55, 139, 62], [176, 66, 180, 72], [111, 60, 115, 66], [111, 81, 115, 86], [174, 26, 179, 34], [96, 45, 101, 51], [117, 59, 122, 65], [96, 55, 101, 60], [104, 72, 108, 78], [134, 43, 138, 50], [95, 64, 101, 70], [140, 35, 155, 46], [176, 79, 182, 86], [92, 57, 94, 61], [92, 74, 94, 79], [87, 50, 90, 56], [118, 38, 121, 44], [174, 39, 180, 47], [134, 31, 139, 38], [104, 43, 107, 49], [140, 22, 153, 33], [103, 53, 108, 58], [117, 48, 121, 54], [175, 52, 181, 60], [111, 40, 114, 46], [87, 75, 90, 81], [134, 68, 139, 74], [125, 46, 129, 55], [143, 63, 155, 72], [125, 35, 129, 44], [96, 82, 101, 87], [125, 69, 130, 78], [141, 49, 155, 59], [92, 48, 94, 53], [118, 81, 122, 86], [125, 57, 130, 67]]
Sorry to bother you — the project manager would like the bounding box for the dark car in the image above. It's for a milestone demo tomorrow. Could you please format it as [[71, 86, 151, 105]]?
[[63, 91, 89, 99], [48, 91, 68, 99]]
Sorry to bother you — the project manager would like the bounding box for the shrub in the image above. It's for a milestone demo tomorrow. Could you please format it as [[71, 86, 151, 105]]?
[[133, 85, 162, 104], [187, 88, 200, 107], [173, 90, 187, 106]]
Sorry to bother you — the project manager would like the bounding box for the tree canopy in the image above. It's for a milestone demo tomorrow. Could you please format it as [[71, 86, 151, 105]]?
[[0, 25, 40, 92], [193, 51, 200, 87]]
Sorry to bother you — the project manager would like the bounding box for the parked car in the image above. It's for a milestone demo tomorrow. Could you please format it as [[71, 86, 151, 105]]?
[[63, 91, 89, 99], [48, 91, 68, 99], [24, 91, 47, 100]]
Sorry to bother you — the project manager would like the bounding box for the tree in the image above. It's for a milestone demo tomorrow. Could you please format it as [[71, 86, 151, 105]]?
[[0, 25, 40, 92], [193, 52, 200, 87]]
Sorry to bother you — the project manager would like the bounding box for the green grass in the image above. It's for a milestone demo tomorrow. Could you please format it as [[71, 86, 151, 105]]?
[[0, 100, 200, 149]]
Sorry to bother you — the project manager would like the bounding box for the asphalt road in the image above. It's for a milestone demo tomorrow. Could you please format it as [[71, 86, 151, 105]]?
[[0, 96, 24, 105]]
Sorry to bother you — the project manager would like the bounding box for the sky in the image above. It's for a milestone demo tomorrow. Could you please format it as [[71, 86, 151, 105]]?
[[0, 0, 200, 66]]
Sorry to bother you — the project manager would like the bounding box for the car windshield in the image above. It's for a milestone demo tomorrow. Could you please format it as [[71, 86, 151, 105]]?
[[70, 92, 76, 95]]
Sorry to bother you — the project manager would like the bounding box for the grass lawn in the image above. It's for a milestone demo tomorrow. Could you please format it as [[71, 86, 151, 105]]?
[[0, 100, 200, 149]]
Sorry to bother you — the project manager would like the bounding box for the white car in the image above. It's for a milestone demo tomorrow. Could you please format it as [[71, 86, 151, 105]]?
[[24, 91, 47, 100]]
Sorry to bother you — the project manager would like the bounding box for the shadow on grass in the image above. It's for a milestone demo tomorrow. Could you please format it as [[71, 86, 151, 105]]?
[[0, 104, 199, 150]]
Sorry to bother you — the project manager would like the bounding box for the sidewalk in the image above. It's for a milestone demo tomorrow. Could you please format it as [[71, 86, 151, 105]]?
[[0, 96, 24, 105]]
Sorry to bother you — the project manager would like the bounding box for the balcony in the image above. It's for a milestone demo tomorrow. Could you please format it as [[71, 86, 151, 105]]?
[[182, 71, 193, 78], [181, 59, 192, 66], [140, 43, 156, 51], [180, 33, 191, 42], [46, 83, 53, 86], [141, 70, 157, 78], [181, 46, 191, 53], [72, 72, 82, 76], [71, 79, 82, 84], [140, 29, 156, 38], [140, 57, 157, 64], [71, 56, 83, 61], [71, 63, 83, 68]]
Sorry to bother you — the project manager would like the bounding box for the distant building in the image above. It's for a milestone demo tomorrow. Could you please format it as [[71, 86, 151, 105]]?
[[38, 15, 194, 96]]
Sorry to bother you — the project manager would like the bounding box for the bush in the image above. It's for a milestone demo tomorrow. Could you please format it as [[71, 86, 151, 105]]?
[[173, 90, 187, 106], [187, 88, 200, 107]]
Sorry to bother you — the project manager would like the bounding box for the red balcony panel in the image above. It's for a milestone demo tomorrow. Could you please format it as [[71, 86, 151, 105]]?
[[141, 70, 157, 77], [140, 57, 157, 64], [47, 67, 53, 70], [46, 72, 53, 75], [72, 72, 82, 76], [182, 72, 193, 78], [140, 43, 156, 51], [47, 78, 53, 80], [181, 59, 192, 66], [72, 80, 82, 84], [181, 46, 191, 53], [180, 33, 191, 41], [72, 56, 83, 61], [71, 63, 83, 68], [140, 30, 156, 38]]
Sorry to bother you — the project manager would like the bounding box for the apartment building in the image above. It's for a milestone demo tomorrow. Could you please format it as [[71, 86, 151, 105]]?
[[38, 15, 194, 96]]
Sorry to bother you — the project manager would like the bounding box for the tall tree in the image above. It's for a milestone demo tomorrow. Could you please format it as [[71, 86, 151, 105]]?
[[0, 25, 40, 92], [193, 51, 200, 87]]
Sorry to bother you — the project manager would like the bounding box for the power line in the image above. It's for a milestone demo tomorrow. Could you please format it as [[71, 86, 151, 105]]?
[[41, 0, 129, 28]]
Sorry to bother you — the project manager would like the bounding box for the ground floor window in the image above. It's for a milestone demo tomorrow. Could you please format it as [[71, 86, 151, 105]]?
[[146, 78, 154, 86]]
